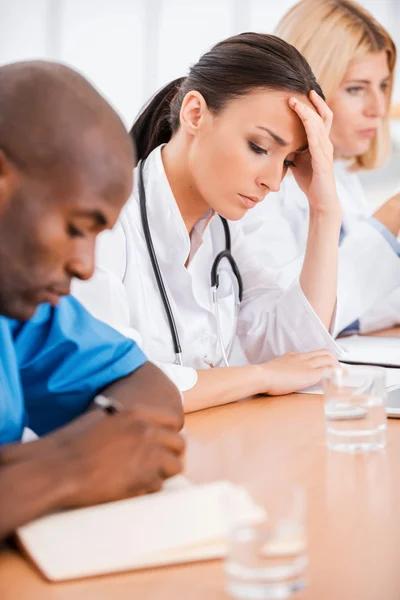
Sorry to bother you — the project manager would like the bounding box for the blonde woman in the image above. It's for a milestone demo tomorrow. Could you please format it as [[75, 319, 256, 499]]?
[[241, 0, 399, 335]]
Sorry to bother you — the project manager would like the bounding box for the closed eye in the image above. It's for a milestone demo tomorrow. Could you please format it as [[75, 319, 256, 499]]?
[[284, 159, 296, 168], [67, 223, 84, 238], [249, 141, 268, 155]]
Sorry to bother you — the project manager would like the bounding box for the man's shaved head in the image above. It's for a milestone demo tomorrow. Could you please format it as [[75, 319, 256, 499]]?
[[0, 61, 135, 319]]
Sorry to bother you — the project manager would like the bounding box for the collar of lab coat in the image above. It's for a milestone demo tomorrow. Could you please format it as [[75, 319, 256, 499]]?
[[138, 145, 216, 267]]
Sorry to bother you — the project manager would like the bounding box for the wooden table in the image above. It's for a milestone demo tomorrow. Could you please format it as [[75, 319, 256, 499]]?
[[2, 329, 400, 600]]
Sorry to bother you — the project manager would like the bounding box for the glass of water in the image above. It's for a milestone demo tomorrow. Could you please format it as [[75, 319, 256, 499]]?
[[323, 366, 387, 453], [225, 486, 307, 600]]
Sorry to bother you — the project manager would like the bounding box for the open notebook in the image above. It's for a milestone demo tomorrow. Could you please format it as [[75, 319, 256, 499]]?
[[17, 477, 264, 581]]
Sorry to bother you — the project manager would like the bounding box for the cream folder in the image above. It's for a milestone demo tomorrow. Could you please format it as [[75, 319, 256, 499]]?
[[17, 479, 264, 581]]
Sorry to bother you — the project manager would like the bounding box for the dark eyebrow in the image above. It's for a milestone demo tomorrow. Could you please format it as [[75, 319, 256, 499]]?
[[256, 126, 288, 147], [256, 126, 308, 152], [76, 210, 108, 227], [295, 144, 309, 153]]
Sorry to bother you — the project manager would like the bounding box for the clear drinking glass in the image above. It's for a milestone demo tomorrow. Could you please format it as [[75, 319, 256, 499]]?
[[225, 486, 307, 600], [323, 366, 387, 453]]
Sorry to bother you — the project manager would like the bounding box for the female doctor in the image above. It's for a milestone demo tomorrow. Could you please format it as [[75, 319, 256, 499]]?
[[241, 0, 400, 335], [73, 33, 342, 412]]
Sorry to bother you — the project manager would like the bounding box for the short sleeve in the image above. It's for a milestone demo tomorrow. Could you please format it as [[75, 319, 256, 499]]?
[[13, 297, 147, 436]]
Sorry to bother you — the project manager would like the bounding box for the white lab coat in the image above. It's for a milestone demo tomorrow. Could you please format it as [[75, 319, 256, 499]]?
[[73, 145, 341, 392], [241, 161, 400, 336]]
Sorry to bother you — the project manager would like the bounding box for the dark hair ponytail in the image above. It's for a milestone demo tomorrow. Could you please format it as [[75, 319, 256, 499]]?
[[131, 33, 324, 161], [132, 77, 185, 164]]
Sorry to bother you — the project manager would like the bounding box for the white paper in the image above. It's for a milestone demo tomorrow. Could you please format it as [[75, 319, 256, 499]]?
[[338, 335, 400, 367]]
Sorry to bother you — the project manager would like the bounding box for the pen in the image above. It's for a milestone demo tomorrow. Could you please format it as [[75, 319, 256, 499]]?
[[93, 394, 123, 415]]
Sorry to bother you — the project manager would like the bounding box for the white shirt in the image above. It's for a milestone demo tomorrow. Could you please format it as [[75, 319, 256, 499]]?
[[241, 161, 400, 335], [73, 145, 342, 392]]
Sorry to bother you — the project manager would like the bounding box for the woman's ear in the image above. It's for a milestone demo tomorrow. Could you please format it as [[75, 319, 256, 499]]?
[[179, 91, 210, 136], [0, 150, 17, 218]]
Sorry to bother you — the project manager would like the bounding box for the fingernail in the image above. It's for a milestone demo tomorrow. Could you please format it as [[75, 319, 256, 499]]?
[[290, 97, 298, 105]]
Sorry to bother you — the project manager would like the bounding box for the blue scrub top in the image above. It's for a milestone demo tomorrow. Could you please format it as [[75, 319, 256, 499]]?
[[0, 296, 147, 445]]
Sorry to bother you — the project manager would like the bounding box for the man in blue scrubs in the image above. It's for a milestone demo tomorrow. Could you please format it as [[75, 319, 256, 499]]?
[[0, 61, 184, 541]]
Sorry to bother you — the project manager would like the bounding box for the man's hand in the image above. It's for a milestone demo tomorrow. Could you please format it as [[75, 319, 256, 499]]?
[[0, 407, 185, 540], [59, 407, 185, 507]]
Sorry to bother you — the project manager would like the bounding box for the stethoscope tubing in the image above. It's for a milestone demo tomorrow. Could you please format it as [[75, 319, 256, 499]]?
[[138, 157, 242, 367]]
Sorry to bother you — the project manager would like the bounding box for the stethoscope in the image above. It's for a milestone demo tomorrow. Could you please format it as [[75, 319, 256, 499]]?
[[138, 158, 243, 367]]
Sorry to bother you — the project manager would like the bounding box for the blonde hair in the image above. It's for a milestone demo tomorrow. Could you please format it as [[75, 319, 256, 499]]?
[[275, 0, 396, 170]]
